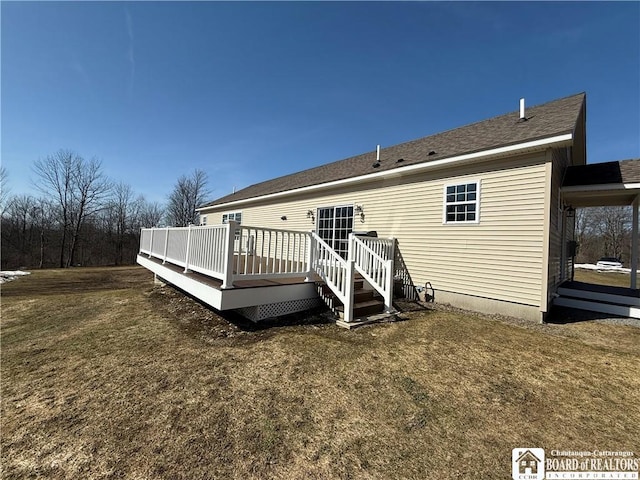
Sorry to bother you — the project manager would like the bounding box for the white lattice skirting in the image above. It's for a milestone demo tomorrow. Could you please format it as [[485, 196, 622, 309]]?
[[235, 297, 324, 322]]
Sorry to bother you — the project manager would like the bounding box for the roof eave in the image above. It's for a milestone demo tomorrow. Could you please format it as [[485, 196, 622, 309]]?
[[197, 132, 573, 212]]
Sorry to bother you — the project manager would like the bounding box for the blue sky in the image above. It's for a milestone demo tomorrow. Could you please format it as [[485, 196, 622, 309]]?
[[2, 1, 639, 205]]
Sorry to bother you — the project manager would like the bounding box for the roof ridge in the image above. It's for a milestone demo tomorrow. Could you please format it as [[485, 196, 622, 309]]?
[[201, 92, 586, 208], [232, 92, 587, 194], [396, 92, 586, 147]]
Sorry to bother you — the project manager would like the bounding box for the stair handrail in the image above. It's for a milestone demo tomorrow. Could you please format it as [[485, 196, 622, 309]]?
[[311, 232, 354, 323], [350, 234, 394, 312]]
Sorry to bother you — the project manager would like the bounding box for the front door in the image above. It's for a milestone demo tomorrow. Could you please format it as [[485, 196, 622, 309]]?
[[317, 205, 354, 258]]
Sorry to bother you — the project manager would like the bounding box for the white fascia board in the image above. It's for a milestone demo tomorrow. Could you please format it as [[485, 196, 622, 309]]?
[[561, 183, 640, 193], [198, 133, 573, 212]]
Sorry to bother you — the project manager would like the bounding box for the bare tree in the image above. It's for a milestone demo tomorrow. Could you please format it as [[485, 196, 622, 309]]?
[[135, 197, 164, 228], [166, 169, 209, 226], [575, 206, 632, 264], [0, 167, 10, 218], [33, 150, 77, 267], [67, 157, 111, 266], [3, 195, 37, 266], [33, 150, 110, 267], [32, 198, 55, 268], [593, 206, 631, 262], [105, 182, 136, 265]]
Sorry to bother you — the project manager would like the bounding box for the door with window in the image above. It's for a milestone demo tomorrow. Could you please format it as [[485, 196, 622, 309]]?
[[317, 205, 354, 258]]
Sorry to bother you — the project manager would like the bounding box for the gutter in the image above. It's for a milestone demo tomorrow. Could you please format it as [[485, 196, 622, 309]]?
[[197, 133, 573, 211]]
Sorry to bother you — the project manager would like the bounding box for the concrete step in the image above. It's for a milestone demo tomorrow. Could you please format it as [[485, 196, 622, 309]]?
[[336, 311, 399, 329]]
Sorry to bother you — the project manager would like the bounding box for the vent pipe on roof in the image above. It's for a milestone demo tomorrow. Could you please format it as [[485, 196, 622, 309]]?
[[519, 98, 527, 121], [376, 144, 380, 162]]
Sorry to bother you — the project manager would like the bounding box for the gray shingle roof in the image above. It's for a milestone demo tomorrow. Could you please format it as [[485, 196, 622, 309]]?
[[563, 159, 640, 187], [202, 92, 585, 208]]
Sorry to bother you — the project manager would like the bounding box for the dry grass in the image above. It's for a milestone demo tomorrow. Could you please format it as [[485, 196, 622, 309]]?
[[2, 266, 639, 479], [574, 268, 639, 288]]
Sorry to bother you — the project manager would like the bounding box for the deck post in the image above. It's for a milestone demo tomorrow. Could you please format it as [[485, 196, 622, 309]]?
[[221, 221, 237, 289], [389, 237, 396, 274], [148, 228, 154, 258], [384, 259, 394, 312], [162, 227, 169, 264], [347, 233, 355, 262], [305, 232, 316, 282], [184, 224, 192, 273], [631, 195, 639, 289], [343, 260, 355, 323]]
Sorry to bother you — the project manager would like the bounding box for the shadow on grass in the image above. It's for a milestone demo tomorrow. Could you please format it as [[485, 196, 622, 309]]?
[[546, 305, 628, 325]]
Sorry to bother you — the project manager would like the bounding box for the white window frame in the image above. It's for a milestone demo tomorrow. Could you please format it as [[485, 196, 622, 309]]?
[[442, 180, 480, 224], [222, 211, 242, 225], [200, 215, 207, 226], [315, 204, 354, 259], [222, 211, 242, 240]]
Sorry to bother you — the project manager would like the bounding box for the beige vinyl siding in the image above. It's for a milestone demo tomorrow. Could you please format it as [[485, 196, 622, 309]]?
[[203, 153, 548, 308]]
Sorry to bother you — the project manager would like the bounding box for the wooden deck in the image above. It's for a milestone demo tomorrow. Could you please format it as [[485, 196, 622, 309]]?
[[137, 255, 320, 315], [143, 256, 315, 290]]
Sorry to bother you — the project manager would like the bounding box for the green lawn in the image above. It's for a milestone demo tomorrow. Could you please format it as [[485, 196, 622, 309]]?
[[2, 266, 639, 479]]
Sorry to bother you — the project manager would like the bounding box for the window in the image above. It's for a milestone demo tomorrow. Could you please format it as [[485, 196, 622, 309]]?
[[200, 215, 207, 226], [317, 205, 354, 258], [222, 212, 242, 224], [222, 212, 242, 239], [443, 181, 480, 224]]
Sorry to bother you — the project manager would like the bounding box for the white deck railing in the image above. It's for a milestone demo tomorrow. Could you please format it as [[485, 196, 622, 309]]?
[[140, 224, 396, 321], [234, 226, 311, 279], [140, 222, 314, 289], [311, 233, 354, 323], [350, 234, 394, 312]]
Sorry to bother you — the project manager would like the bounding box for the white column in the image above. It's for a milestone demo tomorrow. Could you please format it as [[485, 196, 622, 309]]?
[[183, 224, 193, 273], [343, 261, 354, 323], [305, 232, 315, 282], [221, 221, 237, 289], [162, 227, 169, 264], [631, 195, 639, 289], [148, 228, 154, 258]]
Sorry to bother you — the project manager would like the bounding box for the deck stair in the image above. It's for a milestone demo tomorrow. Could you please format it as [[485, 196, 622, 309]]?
[[317, 274, 393, 327], [553, 281, 640, 319]]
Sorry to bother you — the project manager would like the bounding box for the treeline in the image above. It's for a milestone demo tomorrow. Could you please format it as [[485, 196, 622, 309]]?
[[1, 149, 209, 270], [575, 206, 636, 265]]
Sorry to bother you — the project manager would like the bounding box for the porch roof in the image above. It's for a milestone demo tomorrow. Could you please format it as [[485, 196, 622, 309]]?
[[200, 92, 585, 210], [561, 159, 640, 207]]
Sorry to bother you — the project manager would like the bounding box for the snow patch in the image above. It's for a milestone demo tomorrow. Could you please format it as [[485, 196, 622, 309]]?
[[575, 264, 631, 274], [0, 271, 31, 284]]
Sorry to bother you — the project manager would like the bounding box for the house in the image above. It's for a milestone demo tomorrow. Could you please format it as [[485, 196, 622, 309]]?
[[515, 450, 541, 475], [139, 92, 640, 324]]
